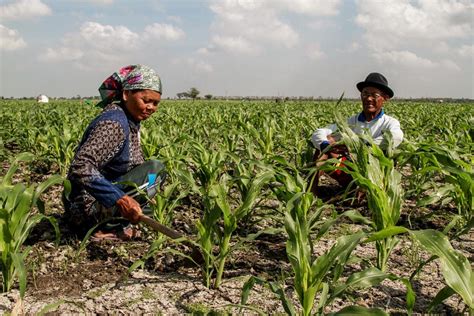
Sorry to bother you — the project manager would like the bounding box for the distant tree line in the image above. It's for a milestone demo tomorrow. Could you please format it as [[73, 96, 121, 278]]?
[[0, 93, 472, 103]]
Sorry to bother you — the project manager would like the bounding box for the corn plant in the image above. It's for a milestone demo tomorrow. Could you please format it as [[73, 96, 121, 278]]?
[[37, 125, 78, 176], [410, 229, 474, 312], [241, 192, 380, 315], [324, 116, 403, 272], [366, 227, 473, 312], [238, 118, 275, 159], [209, 169, 274, 288], [178, 153, 273, 288], [399, 144, 473, 232], [0, 153, 61, 297], [128, 181, 188, 272]]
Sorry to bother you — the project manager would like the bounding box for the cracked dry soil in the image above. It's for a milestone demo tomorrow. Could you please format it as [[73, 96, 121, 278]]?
[[0, 177, 472, 315]]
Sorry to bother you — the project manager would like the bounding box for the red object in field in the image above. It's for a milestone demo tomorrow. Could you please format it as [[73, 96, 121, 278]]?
[[333, 156, 347, 175], [330, 156, 352, 187]]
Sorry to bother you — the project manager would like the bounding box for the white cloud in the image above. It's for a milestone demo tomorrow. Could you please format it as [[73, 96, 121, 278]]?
[[0, 0, 51, 21], [374, 50, 436, 68], [79, 22, 140, 52], [40, 47, 84, 62], [86, 0, 114, 4], [39, 22, 140, 66], [374, 50, 460, 71], [356, 0, 471, 72], [280, 0, 342, 16], [196, 47, 211, 55], [206, 0, 301, 55], [338, 41, 360, 53], [306, 44, 325, 60], [39, 21, 186, 68], [356, 0, 472, 49], [440, 59, 461, 71], [173, 57, 213, 73], [307, 20, 336, 30], [432, 41, 451, 54], [144, 23, 185, 41], [211, 35, 259, 54], [458, 45, 474, 57], [167, 16, 183, 24], [0, 24, 26, 51], [193, 60, 213, 73]]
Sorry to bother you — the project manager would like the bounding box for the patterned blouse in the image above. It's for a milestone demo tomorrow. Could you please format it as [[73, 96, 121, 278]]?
[[64, 102, 144, 218]]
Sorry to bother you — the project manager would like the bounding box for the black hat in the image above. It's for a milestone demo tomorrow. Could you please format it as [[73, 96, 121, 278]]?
[[356, 72, 394, 98]]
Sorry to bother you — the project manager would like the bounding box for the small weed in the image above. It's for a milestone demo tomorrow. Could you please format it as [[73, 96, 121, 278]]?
[[401, 239, 422, 268], [85, 287, 107, 299], [141, 286, 156, 300], [331, 222, 358, 238], [184, 302, 212, 315], [124, 298, 141, 308]]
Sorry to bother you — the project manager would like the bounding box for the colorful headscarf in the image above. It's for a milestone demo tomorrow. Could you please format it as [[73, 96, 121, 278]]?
[[97, 64, 162, 108]]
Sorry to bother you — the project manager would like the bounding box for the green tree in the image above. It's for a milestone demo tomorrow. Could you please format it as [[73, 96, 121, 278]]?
[[188, 87, 200, 100]]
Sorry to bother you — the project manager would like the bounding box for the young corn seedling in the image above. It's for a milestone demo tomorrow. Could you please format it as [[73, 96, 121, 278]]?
[[128, 181, 188, 272], [401, 144, 473, 234], [410, 229, 473, 313], [0, 153, 61, 297], [238, 118, 275, 159], [241, 192, 370, 316], [178, 156, 273, 288], [47, 125, 77, 176], [209, 169, 274, 288], [364, 227, 473, 313], [175, 143, 229, 287]]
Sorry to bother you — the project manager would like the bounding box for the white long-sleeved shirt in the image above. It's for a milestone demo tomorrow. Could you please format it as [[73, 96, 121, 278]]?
[[311, 110, 403, 150]]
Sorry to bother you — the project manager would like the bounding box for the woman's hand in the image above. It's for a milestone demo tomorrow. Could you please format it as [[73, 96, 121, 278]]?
[[116, 195, 143, 224]]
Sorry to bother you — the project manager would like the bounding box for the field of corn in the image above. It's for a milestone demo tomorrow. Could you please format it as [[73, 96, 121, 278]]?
[[0, 99, 473, 314]]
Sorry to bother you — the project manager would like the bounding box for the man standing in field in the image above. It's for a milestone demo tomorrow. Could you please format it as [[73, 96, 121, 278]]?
[[310, 72, 403, 196]]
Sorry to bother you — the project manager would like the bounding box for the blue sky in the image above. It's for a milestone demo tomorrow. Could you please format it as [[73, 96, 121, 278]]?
[[1, 0, 472, 98]]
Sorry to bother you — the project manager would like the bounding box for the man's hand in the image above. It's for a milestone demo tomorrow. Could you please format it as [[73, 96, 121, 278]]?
[[326, 135, 348, 155], [116, 195, 143, 224]]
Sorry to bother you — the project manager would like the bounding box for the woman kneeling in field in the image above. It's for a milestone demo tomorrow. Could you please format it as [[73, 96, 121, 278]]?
[[63, 65, 166, 241], [310, 72, 403, 197]]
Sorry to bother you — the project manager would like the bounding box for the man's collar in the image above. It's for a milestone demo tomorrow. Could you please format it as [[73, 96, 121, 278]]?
[[358, 109, 385, 122]]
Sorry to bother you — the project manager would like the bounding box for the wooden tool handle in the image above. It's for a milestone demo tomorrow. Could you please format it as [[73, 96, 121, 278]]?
[[139, 215, 183, 240], [138, 215, 203, 264]]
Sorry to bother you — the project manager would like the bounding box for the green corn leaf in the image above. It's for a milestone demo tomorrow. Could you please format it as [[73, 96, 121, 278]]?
[[417, 184, 456, 206], [315, 282, 329, 314], [36, 299, 86, 315], [240, 276, 297, 316], [363, 226, 409, 243], [0, 208, 12, 252], [312, 231, 365, 283], [33, 175, 64, 205], [411, 229, 474, 308], [241, 276, 261, 306], [11, 252, 27, 298], [330, 267, 395, 300], [315, 217, 338, 240], [268, 281, 297, 316], [341, 209, 375, 227], [400, 278, 416, 314], [346, 267, 396, 288], [427, 285, 456, 312], [2, 153, 34, 185], [236, 170, 274, 219]]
